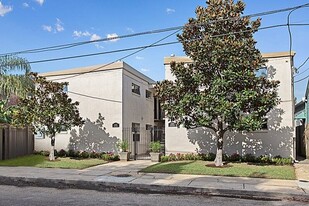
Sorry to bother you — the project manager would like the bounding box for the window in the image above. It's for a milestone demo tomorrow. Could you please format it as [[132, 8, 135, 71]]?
[[255, 67, 267, 77], [132, 122, 140, 133], [146, 124, 152, 130], [132, 83, 140, 95], [146, 90, 152, 99]]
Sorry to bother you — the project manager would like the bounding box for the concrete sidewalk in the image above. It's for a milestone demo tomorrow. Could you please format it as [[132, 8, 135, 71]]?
[[0, 160, 308, 202]]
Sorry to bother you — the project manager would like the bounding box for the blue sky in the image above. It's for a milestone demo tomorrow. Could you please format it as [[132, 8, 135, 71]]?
[[0, 0, 309, 101]]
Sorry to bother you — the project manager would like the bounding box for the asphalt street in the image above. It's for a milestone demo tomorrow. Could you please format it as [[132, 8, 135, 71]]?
[[0, 185, 306, 206]]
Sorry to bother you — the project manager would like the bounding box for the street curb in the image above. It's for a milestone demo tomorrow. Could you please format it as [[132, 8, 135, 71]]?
[[0, 176, 308, 202]]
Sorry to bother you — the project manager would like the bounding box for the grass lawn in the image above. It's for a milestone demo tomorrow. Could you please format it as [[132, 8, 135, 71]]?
[[0, 155, 107, 169], [141, 160, 295, 180]]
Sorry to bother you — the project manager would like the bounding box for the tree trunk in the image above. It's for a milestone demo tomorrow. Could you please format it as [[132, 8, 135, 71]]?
[[214, 131, 224, 167], [49, 135, 55, 161]]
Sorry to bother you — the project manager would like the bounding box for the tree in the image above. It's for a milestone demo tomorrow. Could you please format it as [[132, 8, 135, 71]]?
[[0, 55, 33, 100], [14, 73, 84, 160], [155, 0, 280, 166]]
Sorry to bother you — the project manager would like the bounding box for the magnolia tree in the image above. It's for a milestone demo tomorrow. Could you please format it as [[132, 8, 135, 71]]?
[[155, 0, 280, 166], [14, 72, 84, 160]]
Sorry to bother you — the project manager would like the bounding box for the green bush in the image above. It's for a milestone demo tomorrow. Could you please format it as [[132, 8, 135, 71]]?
[[80, 151, 90, 159], [57, 149, 67, 157], [150, 141, 161, 153], [229, 153, 241, 162], [242, 153, 256, 163], [90, 151, 100, 158], [101, 153, 119, 161], [68, 149, 80, 158], [40, 150, 50, 156], [160, 155, 169, 162]]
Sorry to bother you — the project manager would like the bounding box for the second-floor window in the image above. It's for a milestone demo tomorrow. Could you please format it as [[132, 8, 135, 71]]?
[[132, 83, 140, 95], [146, 90, 152, 99]]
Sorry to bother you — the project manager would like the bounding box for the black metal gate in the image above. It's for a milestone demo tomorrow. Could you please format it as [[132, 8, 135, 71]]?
[[122, 127, 165, 160]]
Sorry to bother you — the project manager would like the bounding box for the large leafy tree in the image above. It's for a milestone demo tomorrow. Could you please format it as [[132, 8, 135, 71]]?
[[0, 55, 33, 100], [14, 73, 84, 160], [155, 0, 280, 166]]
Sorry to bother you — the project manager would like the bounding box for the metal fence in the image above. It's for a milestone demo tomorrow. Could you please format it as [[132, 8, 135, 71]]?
[[0, 125, 34, 160], [122, 127, 165, 160]]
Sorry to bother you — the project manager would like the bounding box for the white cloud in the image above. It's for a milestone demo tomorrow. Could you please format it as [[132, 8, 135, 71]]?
[[42, 25, 52, 32], [95, 44, 104, 49], [166, 8, 175, 14], [35, 0, 44, 6], [23, 3, 29, 8], [55, 18, 64, 32], [73, 30, 91, 38], [107, 33, 119, 42], [0, 2, 13, 17], [141, 68, 150, 72], [135, 56, 144, 60], [90, 34, 101, 41], [126, 27, 134, 33]]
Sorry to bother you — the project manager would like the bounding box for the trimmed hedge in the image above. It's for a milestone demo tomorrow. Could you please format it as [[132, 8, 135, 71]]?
[[34, 150, 119, 162], [160, 153, 293, 165]]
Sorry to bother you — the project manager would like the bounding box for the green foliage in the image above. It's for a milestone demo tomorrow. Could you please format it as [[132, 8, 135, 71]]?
[[155, 1, 280, 155], [80, 151, 90, 159], [149, 141, 162, 153], [0, 55, 33, 100], [160, 152, 293, 165], [57, 149, 67, 157], [0, 100, 13, 123], [101, 153, 120, 161], [117, 140, 129, 152], [13, 72, 84, 140]]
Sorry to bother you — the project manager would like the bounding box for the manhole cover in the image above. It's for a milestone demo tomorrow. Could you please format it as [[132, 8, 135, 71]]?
[[112, 174, 132, 177]]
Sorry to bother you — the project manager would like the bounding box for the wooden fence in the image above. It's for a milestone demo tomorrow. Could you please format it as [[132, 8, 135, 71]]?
[[0, 125, 34, 160]]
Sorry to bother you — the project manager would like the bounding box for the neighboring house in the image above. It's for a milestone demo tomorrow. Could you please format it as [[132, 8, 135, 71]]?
[[163, 51, 296, 158], [295, 80, 309, 158], [36, 61, 155, 157]]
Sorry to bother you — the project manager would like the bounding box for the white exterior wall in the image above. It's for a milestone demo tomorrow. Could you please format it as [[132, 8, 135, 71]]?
[[164, 53, 295, 158], [122, 65, 154, 154]]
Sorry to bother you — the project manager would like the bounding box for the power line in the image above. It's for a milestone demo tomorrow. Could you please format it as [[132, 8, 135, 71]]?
[[1, 3, 308, 56], [52, 29, 182, 81], [68, 91, 122, 103], [21, 23, 308, 66], [294, 56, 309, 77]]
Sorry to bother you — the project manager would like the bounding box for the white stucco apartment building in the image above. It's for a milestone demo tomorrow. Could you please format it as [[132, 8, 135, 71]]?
[[35, 61, 155, 155], [163, 52, 296, 158]]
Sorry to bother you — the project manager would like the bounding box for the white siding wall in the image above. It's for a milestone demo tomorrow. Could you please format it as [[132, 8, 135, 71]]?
[[35, 69, 123, 153], [122, 68, 154, 154], [164, 54, 295, 158]]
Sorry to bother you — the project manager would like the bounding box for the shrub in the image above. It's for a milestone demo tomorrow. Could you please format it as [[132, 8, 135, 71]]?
[[150, 141, 161, 153], [242, 153, 256, 163], [160, 155, 169, 162], [80, 151, 90, 159], [118, 140, 129, 152], [101, 152, 119, 161], [168, 153, 177, 161], [184, 153, 200, 160], [90, 151, 100, 158], [40, 150, 50, 156], [57, 149, 67, 157], [258, 155, 272, 164], [271, 157, 293, 165], [229, 153, 241, 162], [68, 149, 80, 158], [222, 153, 229, 161]]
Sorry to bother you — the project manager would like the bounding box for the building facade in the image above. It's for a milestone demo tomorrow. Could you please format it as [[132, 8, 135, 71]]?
[[163, 52, 296, 158], [35, 61, 155, 156]]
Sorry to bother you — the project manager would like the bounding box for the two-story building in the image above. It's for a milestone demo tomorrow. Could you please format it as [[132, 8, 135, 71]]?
[[163, 51, 296, 158], [35, 61, 155, 158]]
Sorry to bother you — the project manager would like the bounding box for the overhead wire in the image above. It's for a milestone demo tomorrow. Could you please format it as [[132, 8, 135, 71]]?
[[0, 3, 308, 57], [20, 23, 308, 66]]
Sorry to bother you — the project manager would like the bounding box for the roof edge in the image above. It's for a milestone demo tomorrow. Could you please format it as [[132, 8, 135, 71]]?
[[164, 51, 296, 64]]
